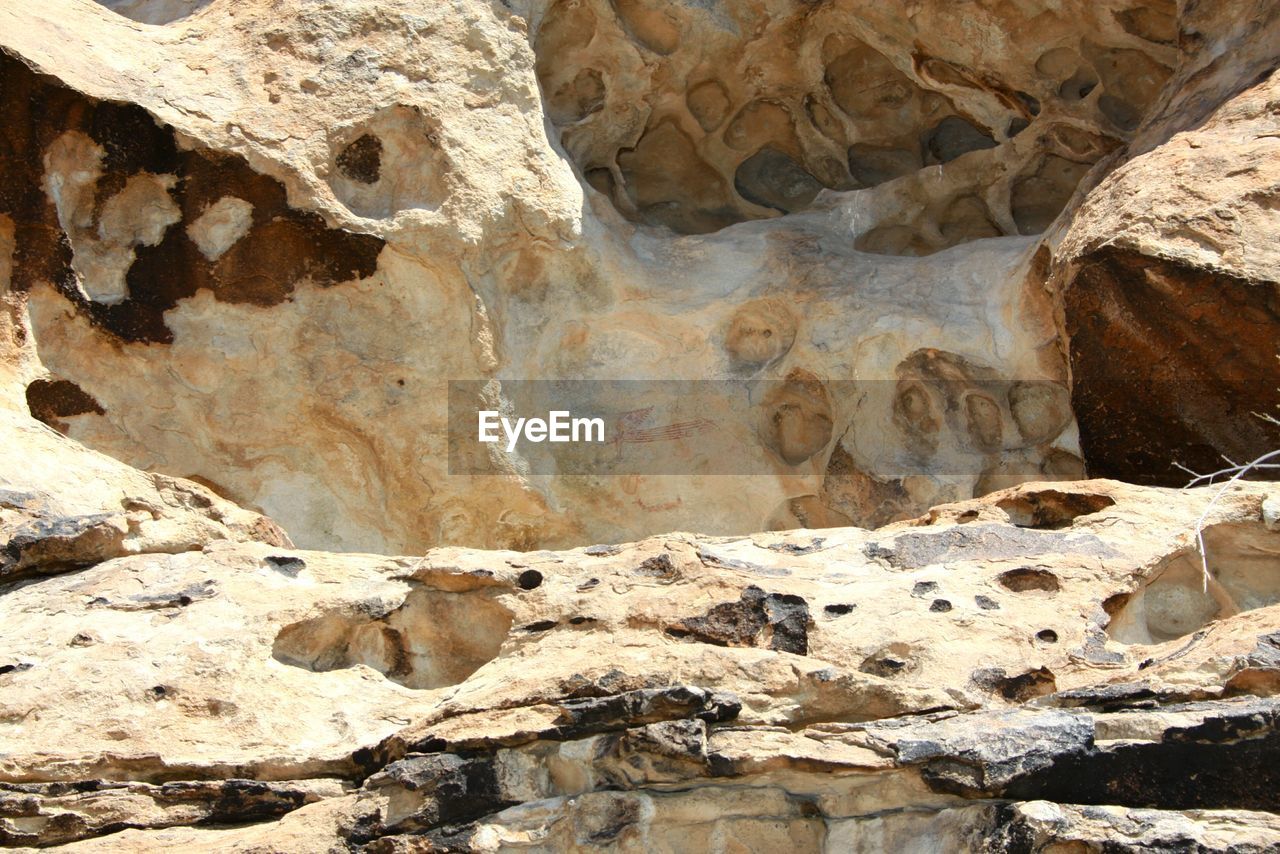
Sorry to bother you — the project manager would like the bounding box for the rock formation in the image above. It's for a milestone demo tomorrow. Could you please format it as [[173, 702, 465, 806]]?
[[1, 0, 1279, 850]]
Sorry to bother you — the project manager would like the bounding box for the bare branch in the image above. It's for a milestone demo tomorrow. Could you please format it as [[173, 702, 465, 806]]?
[[1188, 449, 1280, 591]]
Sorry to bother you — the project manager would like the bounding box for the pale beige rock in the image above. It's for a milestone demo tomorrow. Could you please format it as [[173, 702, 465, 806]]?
[[0, 0, 1269, 554], [186, 196, 254, 262], [0, 0, 1105, 553], [1, 474, 1279, 848], [1, 0, 1279, 851]]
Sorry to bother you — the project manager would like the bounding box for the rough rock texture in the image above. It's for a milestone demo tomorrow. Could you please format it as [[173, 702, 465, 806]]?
[[0, 0, 1271, 554], [2, 0, 1280, 850], [1054, 0, 1280, 486], [0, 0, 1272, 553], [2, 473, 1280, 850]]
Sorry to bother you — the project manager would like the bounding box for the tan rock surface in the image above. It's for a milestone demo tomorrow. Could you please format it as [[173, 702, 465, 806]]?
[[2, 477, 1280, 849], [1, 0, 1279, 851], [0, 0, 1118, 553]]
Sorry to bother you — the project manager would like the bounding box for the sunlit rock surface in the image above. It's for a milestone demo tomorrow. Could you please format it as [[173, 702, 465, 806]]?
[[1, 0, 1279, 850], [0, 0, 1220, 554]]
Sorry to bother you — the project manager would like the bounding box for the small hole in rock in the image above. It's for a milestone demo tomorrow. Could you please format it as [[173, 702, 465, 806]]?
[[273, 588, 513, 689], [998, 567, 1061, 593], [518, 569, 544, 590], [996, 490, 1115, 530], [912, 581, 939, 598]]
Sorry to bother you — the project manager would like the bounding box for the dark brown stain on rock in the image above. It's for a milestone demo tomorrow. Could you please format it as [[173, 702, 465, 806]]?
[[819, 443, 914, 529], [1065, 247, 1280, 485], [337, 134, 383, 184], [666, 585, 811, 654], [25, 378, 104, 432], [971, 665, 1057, 701], [0, 50, 385, 345]]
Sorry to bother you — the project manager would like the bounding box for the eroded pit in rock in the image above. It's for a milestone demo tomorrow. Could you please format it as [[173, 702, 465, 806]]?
[[93, 0, 213, 25], [1107, 522, 1280, 645], [325, 105, 449, 219], [533, 0, 1172, 245], [996, 489, 1116, 530], [272, 587, 513, 689]]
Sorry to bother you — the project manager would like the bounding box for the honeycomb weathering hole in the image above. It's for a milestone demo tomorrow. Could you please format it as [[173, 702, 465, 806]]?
[[272, 587, 513, 689], [996, 490, 1116, 530], [325, 105, 448, 219], [93, 0, 214, 25], [1106, 522, 1280, 645], [533, 0, 1172, 244]]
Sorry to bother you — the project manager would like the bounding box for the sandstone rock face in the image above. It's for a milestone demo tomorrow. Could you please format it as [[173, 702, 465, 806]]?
[[2, 471, 1280, 850], [1, 0, 1270, 554], [1, 0, 1280, 850], [1054, 2, 1280, 485], [0, 1, 1271, 555]]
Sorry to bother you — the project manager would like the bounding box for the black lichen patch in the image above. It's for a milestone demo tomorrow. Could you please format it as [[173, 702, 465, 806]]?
[[264, 555, 306, 576], [971, 666, 1057, 701], [911, 581, 939, 598], [554, 686, 741, 736], [199, 779, 315, 826], [1049, 681, 1161, 711], [998, 704, 1280, 811], [865, 524, 1116, 569], [25, 378, 104, 431], [635, 553, 679, 580], [376, 753, 518, 833], [0, 50, 385, 345], [766, 537, 828, 555], [88, 579, 218, 611], [1, 512, 127, 578], [336, 134, 383, 184], [665, 585, 811, 654], [909, 699, 1280, 813]]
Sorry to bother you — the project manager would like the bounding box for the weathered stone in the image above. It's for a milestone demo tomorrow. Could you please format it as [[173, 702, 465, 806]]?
[[0, 0, 1278, 850]]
